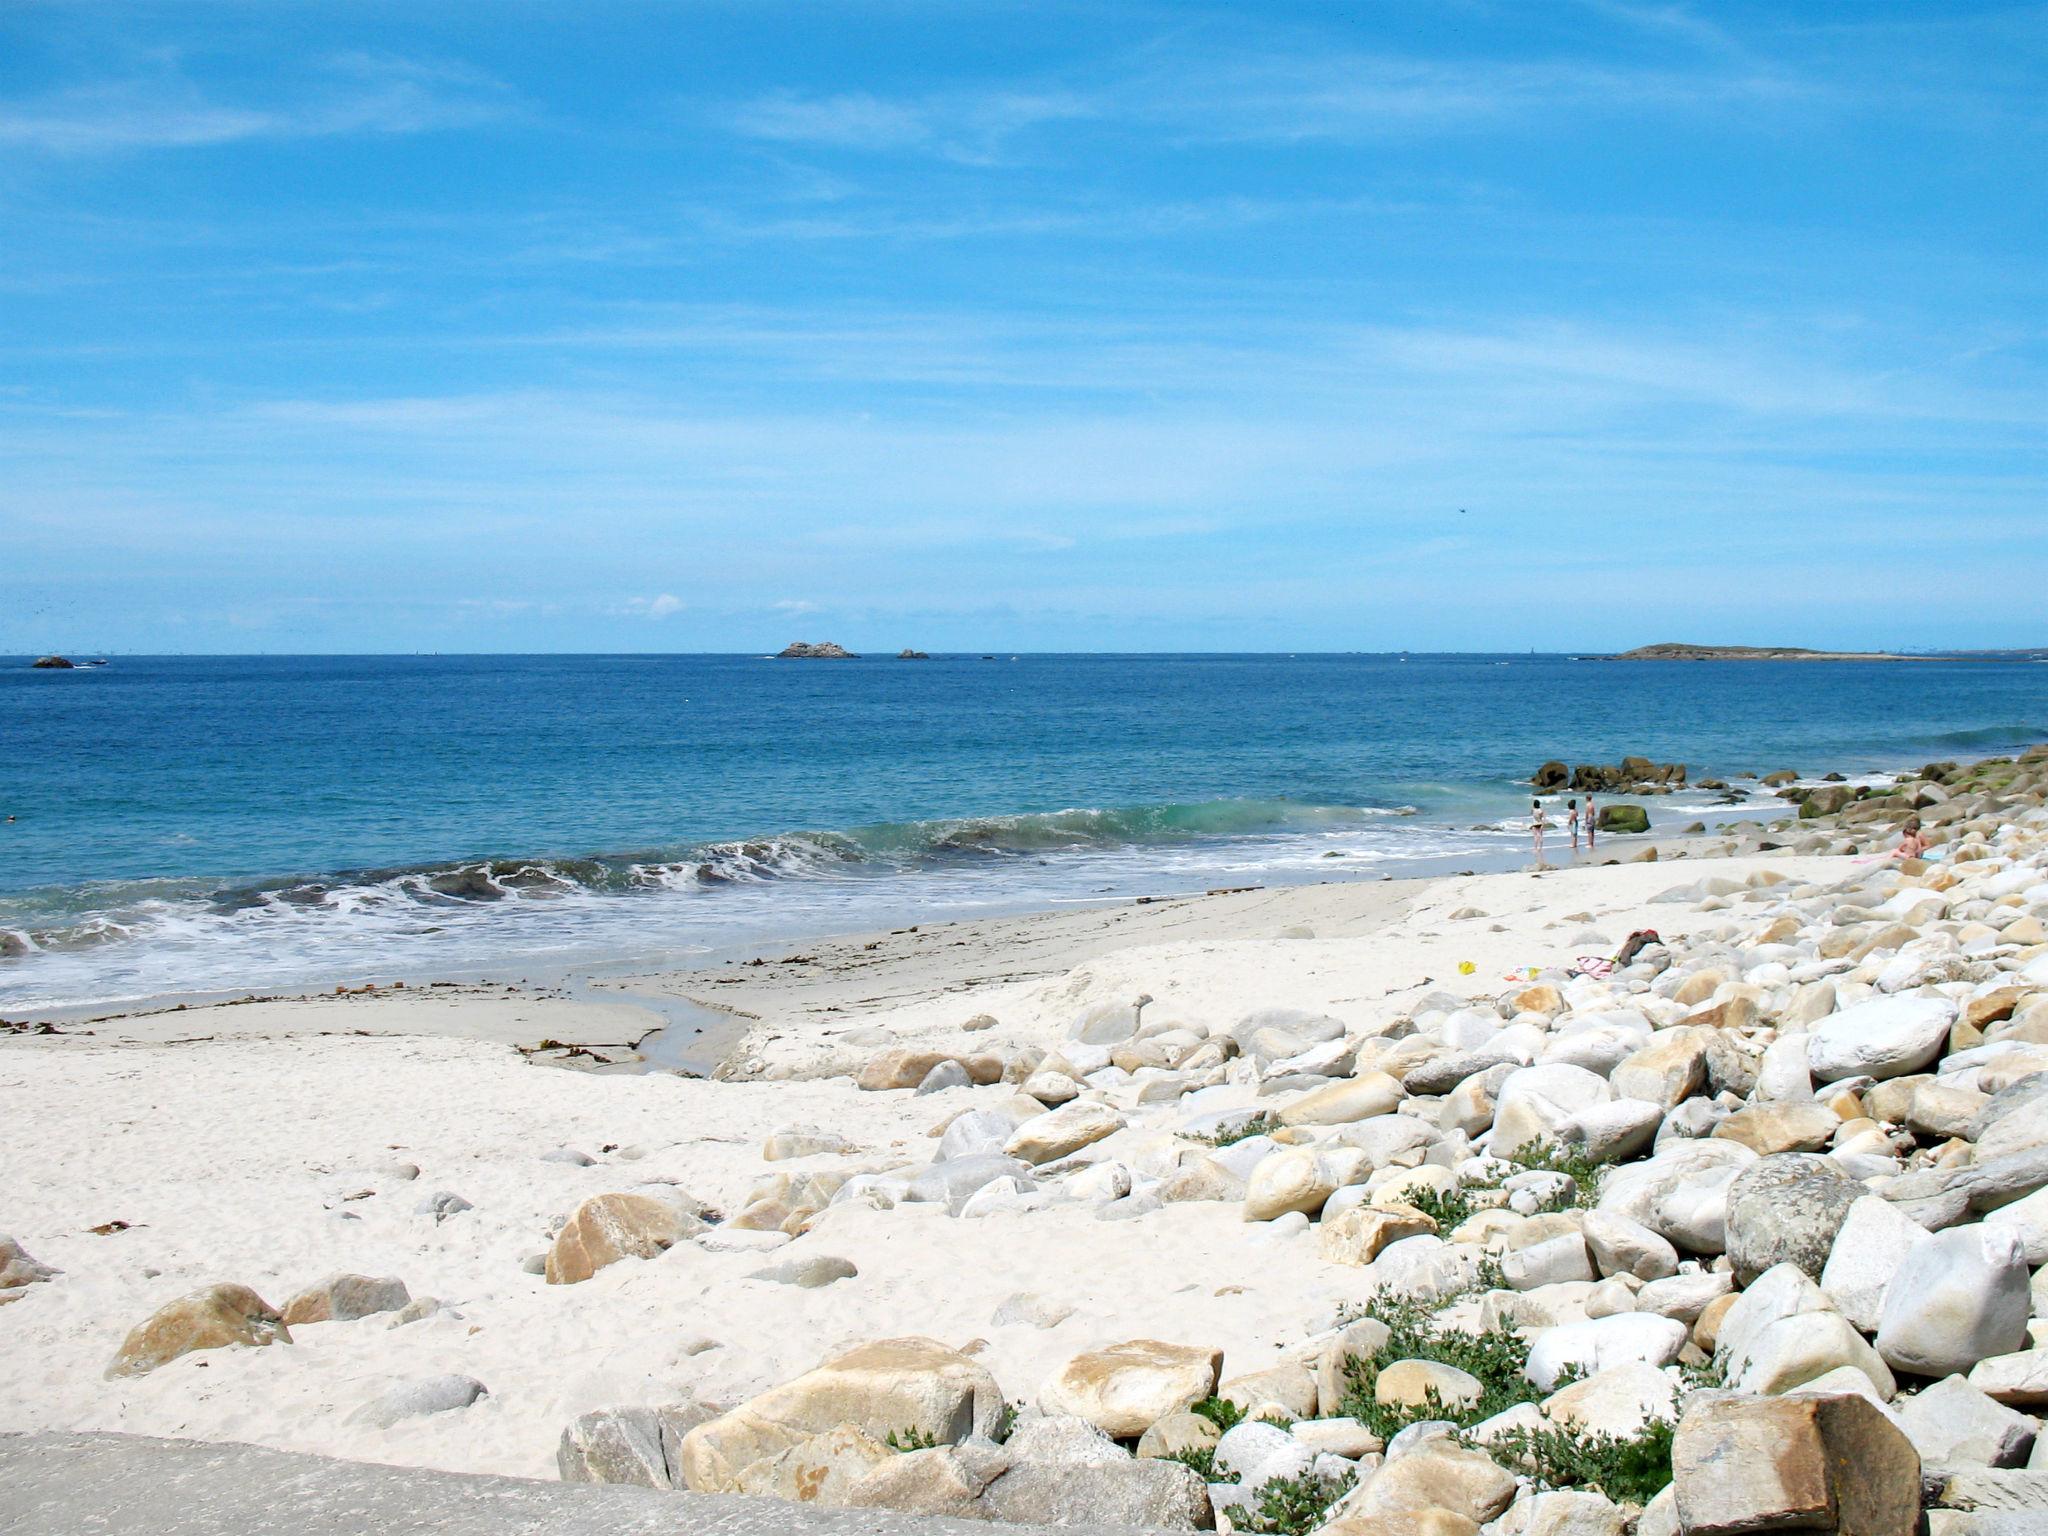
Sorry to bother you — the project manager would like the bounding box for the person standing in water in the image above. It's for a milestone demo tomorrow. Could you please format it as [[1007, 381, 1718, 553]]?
[[1531, 798, 1549, 865], [1566, 798, 1581, 852], [1584, 791, 1597, 851]]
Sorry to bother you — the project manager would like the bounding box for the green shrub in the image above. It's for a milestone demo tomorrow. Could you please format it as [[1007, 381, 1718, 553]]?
[[1335, 1289, 1560, 1440], [1202, 1113, 1279, 1148], [884, 1427, 938, 1452], [1238, 1469, 1357, 1535], [1482, 1417, 1675, 1505]]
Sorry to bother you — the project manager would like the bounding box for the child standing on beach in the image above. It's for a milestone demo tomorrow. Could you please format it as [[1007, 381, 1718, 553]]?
[[1567, 798, 1581, 851], [1531, 798, 1549, 864]]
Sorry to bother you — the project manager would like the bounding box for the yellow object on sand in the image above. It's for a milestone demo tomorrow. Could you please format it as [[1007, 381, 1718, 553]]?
[[1458, 960, 1476, 975]]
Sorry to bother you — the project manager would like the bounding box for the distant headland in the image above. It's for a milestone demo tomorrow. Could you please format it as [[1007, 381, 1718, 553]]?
[[1605, 642, 1929, 662]]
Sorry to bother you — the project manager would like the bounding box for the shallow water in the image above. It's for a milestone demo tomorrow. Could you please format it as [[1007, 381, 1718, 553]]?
[[4, 652, 2043, 1010]]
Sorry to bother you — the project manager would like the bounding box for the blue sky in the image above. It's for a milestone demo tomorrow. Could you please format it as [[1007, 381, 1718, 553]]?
[[2, 1, 2043, 654]]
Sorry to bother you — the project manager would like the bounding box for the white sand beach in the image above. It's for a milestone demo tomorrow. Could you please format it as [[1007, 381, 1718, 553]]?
[[1, 850, 1839, 1478]]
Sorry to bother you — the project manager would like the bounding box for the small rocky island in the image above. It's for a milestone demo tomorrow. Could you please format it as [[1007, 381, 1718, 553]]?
[[31, 655, 74, 669], [896, 649, 930, 660], [775, 641, 857, 659]]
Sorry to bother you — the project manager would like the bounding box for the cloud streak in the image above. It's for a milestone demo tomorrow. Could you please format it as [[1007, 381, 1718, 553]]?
[[0, 54, 513, 153]]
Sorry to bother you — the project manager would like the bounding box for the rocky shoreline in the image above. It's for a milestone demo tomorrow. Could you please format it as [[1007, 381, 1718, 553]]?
[[7, 745, 2048, 1535]]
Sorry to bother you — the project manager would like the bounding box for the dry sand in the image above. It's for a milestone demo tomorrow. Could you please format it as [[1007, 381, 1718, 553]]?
[[0, 848, 1842, 1481]]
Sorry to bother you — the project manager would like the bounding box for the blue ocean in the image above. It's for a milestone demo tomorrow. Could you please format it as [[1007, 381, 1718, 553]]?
[[4, 653, 2044, 1012]]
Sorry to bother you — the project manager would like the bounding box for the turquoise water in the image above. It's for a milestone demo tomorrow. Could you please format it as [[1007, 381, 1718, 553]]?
[[3, 652, 2044, 1010]]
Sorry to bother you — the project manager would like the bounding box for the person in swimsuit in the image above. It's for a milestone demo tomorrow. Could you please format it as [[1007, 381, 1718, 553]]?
[[1531, 798, 1548, 865], [1567, 798, 1580, 851], [1583, 791, 1597, 850], [1893, 816, 1929, 860]]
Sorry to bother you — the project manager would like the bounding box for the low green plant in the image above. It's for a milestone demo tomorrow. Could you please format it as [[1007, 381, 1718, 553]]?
[[1335, 1290, 1554, 1440], [1482, 1416, 1676, 1505], [884, 1426, 939, 1452], [1237, 1469, 1357, 1535], [1202, 1113, 1279, 1148], [990, 1401, 1020, 1444], [1504, 1139, 1605, 1208], [1163, 1443, 1218, 1481]]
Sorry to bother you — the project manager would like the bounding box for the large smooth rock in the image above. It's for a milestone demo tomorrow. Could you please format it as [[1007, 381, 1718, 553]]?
[[677, 1337, 1002, 1491], [281, 1274, 410, 1326], [105, 1284, 290, 1379], [1894, 1375, 2038, 1471], [1582, 1210, 1679, 1281], [1336, 1443, 1517, 1525], [547, 1194, 696, 1284], [1724, 1155, 1861, 1286], [1320, 1203, 1437, 1266], [1610, 1031, 1709, 1109], [1820, 1196, 1931, 1331], [1727, 1310, 1896, 1399], [1278, 1072, 1407, 1127], [732, 1425, 893, 1505], [1004, 1102, 1125, 1165], [1876, 1224, 2033, 1378], [1038, 1340, 1222, 1438], [1539, 1361, 1678, 1438], [979, 1457, 1214, 1529], [1712, 1102, 1840, 1156], [1524, 1314, 1688, 1392], [1243, 1147, 1346, 1222], [1670, 1393, 1919, 1536], [557, 1403, 720, 1488], [1808, 995, 1958, 1082], [843, 1442, 1008, 1518]]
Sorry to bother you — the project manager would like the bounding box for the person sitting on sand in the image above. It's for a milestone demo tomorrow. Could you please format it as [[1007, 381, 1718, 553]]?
[[1892, 816, 1930, 860]]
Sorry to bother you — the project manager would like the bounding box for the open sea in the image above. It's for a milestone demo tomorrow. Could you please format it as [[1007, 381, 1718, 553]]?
[[4, 652, 2045, 1013]]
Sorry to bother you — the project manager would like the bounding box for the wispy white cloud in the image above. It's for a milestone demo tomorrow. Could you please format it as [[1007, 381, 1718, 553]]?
[[0, 54, 514, 153], [615, 592, 684, 619]]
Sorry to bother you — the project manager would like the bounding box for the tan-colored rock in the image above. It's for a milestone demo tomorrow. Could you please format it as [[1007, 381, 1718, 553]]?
[[280, 1273, 410, 1325], [1218, 1363, 1319, 1420], [1320, 1203, 1438, 1266], [1376, 1359, 1483, 1412], [1711, 1102, 1840, 1156], [1338, 1443, 1517, 1525], [105, 1283, 290, 1379], [1513, 984, 1567, 1017], [1611, 1030, 1709, 1109], [1277, 1071, 1406, 1127], [1135, 1407, 1221, 1459], [1670, 1392, 1919, 1536], [731, 1424, 893, 1505], [726, 1172, 844, 1234], [678, 1337, 1001, 1491], [547, 1193, 694, 1284], [1037, 1339, 1222, 1438], [1243, 1147, 1342, 1221], [1317, 1514, 1479, 1536], [856, 1050, 1001, 1091], [1004, 1101, 1125, 1164], [1674, 970, 1725, 1007], [844, 1443, 1007, 1518]]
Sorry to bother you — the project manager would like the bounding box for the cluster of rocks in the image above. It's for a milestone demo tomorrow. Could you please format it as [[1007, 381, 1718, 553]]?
[[1533, 759, 1688, 795], [29, 655, 73, 669], [545, 744, 2048, 1532], [777, 642, 857, 659]]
